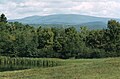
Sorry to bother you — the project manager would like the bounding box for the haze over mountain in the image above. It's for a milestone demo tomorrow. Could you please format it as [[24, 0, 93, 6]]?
[[9, 14, 120, 29]]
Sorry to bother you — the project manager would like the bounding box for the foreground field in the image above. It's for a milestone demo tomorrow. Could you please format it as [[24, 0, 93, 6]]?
[[0, 58, 120, 79]]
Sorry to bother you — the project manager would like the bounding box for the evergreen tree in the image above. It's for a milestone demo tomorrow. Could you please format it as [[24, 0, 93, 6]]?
[[0, 14, 7, 23]]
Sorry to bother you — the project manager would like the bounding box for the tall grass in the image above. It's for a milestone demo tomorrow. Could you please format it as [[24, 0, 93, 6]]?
[[0, 56, 63, 71]]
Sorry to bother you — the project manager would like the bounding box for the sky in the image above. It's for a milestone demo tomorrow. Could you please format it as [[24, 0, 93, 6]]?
[[0, 0, 120, 19]]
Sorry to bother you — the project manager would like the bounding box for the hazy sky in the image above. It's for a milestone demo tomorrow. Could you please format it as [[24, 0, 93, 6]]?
[[0, 0, 120, 19]]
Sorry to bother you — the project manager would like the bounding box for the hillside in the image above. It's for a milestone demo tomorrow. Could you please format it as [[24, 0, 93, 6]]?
[[10, 14, 115, 24], [80, 21, 107, 29], [9, 14, 120, 29], [31, 21, 107, 30]]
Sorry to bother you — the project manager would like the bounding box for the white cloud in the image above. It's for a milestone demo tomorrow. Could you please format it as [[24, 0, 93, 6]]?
[[0, 0, 120, 19]]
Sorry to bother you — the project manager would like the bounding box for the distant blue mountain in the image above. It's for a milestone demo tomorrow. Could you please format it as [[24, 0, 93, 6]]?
[[9, 14, 120, 29], [79, 21, 107, 29]]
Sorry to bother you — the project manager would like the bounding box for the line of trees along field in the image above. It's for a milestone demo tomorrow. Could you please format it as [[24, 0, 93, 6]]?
[[0, 14, 120, 59]]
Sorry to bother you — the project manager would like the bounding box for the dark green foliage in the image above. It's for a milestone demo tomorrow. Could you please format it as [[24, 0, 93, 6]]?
[[0, 14, 7, 23], [0, 14, 120, 59]]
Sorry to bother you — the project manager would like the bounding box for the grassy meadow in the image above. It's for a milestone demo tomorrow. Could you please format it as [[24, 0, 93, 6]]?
[[0, 57, 120, 79]]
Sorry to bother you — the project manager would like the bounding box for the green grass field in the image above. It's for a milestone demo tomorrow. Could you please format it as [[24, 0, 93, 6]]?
[[0, 57, 120, 79]]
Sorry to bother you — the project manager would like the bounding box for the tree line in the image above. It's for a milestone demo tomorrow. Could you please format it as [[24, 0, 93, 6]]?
[[0, 14, 120, 59]]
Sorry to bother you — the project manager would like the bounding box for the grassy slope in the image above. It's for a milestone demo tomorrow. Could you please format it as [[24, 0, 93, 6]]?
[[0, 58, 120, 79]]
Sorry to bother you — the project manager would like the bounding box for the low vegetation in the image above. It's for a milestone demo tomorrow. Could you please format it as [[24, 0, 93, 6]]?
[[0, 57, 120, 79], [0, 56, 63, 72]]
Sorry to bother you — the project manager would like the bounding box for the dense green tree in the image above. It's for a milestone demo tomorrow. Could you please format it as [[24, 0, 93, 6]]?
[[0, 14, 7, 23], [37, 27, 55, 57], [106, 20, 120, 56]]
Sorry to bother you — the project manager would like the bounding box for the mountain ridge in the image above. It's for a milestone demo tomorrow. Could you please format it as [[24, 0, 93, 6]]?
[[9, 14, 120, 29]]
